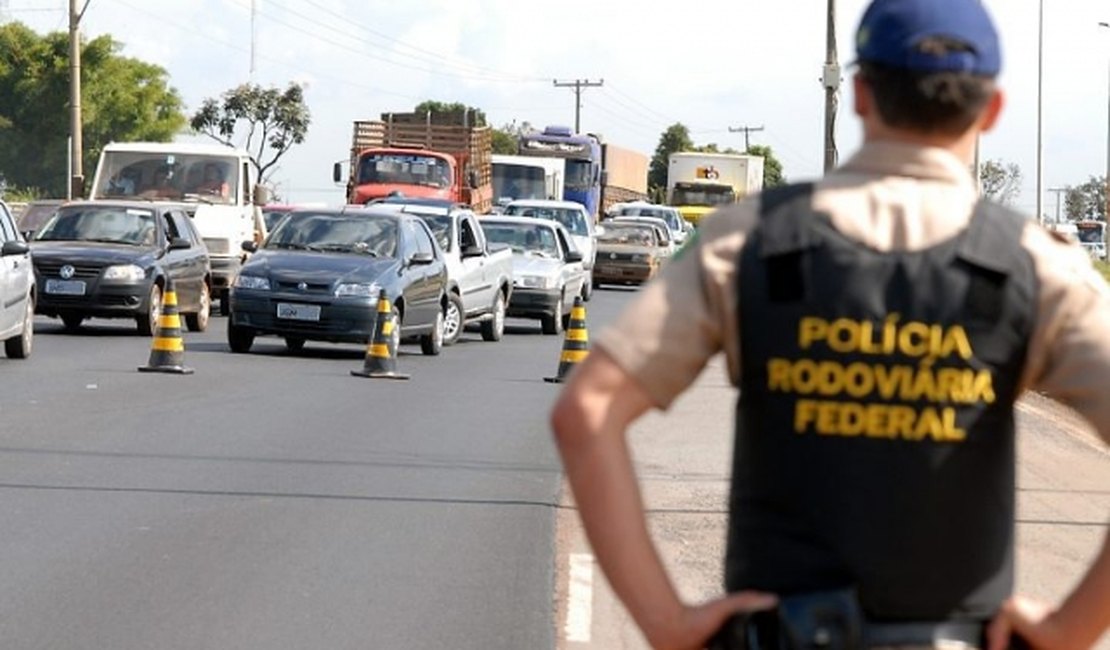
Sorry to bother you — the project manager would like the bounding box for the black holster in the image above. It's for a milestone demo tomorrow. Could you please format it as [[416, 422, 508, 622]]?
[[708, 589, 863, 650]]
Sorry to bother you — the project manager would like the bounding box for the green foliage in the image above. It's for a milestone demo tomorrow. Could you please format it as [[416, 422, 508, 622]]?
[[1064, 176, 1108, 221], [746, 144, 785, 188], [0, 22, 185, 197], [649, 123, 693, 193], [191, 82, 310, 181], [490, 120, 536, 155], [412, 100, 487, 127], [979, 159, 1022, 206]]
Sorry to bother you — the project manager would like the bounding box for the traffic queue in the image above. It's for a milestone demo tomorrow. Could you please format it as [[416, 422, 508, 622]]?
[[0, 194, 683, 361]]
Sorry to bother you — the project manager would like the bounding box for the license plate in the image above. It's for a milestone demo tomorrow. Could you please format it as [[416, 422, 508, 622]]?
[[597, 266, 619, 275], [276, 303, 321, 321], [45, 279, 86, 295]]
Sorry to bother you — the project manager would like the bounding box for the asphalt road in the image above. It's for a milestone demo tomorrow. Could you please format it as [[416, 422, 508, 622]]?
[[0, 289, 635, 650]]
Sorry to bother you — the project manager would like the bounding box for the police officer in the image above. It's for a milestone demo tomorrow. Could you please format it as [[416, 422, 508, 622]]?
[[550, 0, 1110, 648]]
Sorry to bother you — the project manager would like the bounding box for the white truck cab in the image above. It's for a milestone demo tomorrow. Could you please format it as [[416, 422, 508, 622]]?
[[89, 142, 268, 313]]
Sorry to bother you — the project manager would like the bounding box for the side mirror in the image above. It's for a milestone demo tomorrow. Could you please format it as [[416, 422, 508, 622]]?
[[168, 237, 192, 250], [253, 185, 271, 205], [241, 241, 259, 253], [333, 162, 343, 184], [408, 251, 435, 266], [565, 251, 583, 263], [1, 240, 29, 256], [461, 243, 484, 258]]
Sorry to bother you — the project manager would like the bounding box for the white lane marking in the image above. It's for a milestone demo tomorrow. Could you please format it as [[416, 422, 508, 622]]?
[[566, 553, 594, 643]]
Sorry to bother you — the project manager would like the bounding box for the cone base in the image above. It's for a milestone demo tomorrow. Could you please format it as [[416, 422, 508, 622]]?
[[351, 369, 410, 380], [543, 376, 566, 384], [138, 365, 195, 375]]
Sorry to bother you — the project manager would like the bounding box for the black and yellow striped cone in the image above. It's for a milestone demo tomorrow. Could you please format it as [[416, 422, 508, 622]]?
[[351, 289, 410, 380], [544, 296, 588, 383], [138, 278, 194, 375]]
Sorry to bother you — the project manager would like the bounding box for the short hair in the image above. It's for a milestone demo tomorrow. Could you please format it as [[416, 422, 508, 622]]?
[[858, 38, 996, 136]]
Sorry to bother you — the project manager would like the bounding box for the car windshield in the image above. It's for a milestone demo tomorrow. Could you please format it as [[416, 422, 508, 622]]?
[[94, 151, 239, 205], [16, 202, 63, 232], [415, 214, 453, 251], [262, 209, 294, 232], [598, 224, 655, 247], [565, 159, 593, 190], [266, 213, 397, 257], [357, 153, 451, 189], [1076, 225, 1104, 244], [35, 206, 157, 246], [505, 205, 589, 236], [492, 164, 547, 202], [482, 223, 560, 258]]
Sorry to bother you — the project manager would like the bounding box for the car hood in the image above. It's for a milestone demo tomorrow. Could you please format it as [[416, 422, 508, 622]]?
[[243, 249, 400, 285], [29, 240, 157, 266], [597, 242, 657, 256], [511, 253, 564, 277]]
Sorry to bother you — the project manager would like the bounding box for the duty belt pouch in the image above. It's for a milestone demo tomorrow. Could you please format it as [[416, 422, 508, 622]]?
[[709, 589, 863, 650]]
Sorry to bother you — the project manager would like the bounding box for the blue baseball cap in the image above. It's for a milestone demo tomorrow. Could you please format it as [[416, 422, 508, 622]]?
[[856, 0, 1001, 76]]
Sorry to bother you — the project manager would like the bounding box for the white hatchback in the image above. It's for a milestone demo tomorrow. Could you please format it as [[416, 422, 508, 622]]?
[[0, 200, 34, 358]]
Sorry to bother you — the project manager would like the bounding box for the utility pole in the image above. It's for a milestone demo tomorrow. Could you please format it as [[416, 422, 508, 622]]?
[[69, 0, 91, 200], [822, 0, 841, 173], [250, 0, 257, 78], [1035, 0, 1045, 225], [728, 125, 765, 151], [553, 79, 603, 133], [1100, 22, 1109, 222], [1048, 187, 1069, 224]]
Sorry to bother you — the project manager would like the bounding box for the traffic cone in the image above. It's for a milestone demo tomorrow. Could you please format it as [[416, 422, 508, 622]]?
[[138, 278, 194, 375], [545, 297, 589, 383], [351, 289, 410, 380]]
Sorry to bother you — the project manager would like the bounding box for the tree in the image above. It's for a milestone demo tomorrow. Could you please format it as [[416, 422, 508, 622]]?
[[190, 83, 310, 183], [979, 159, 1022, 206], [490, 120, 535, 155], [0, 22, 185, 197], [649, 123, 694, 193], [411, 100, 487, 126], [1064, 176, 1108, 221], [745, 145, 785, 188]]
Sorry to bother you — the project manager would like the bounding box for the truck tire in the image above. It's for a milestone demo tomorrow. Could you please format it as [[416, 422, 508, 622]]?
[[480, 291, 505, 342], [541, 293, 564, 335], [443, 293, 464, 346]]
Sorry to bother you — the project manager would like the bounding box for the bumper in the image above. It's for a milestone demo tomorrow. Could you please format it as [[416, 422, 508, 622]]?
[[593, 262, 656, 284], [210, 255, 243, 289], [507, 287, 560, 318], [229, 289, 378, 343], [36, 278, 154, 319]]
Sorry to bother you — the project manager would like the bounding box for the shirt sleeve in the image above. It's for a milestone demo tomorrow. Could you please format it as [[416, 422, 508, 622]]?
[[594, 204, 756, 409], [1022, 226, 1110, 444]]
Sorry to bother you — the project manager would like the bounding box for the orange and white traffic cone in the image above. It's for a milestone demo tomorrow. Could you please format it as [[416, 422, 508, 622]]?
[[351, 289, 410, 380], [138, 278, 194, 375], [545, 296, 588, 383]]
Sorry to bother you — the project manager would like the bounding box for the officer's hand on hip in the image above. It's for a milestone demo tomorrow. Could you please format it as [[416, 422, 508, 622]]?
[[987, 595, 1074, 650], [651, 590, 777, 650]]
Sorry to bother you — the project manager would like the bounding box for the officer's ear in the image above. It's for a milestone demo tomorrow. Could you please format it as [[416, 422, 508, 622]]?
[[977, 88, 1005, 134], [852, 73, 872, 119]]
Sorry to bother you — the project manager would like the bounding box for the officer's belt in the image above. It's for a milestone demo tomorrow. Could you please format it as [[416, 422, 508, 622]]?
[[862, 620, 985, 647]]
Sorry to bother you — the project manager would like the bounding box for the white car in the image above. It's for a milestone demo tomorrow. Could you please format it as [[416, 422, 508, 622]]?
[[502, 199, 597, 301], [613, 202, 692, 245], [0, 200, 34, 358]]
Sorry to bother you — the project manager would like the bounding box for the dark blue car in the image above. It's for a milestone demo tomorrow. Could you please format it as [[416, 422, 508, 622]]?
[[227, 206, 449, 355]]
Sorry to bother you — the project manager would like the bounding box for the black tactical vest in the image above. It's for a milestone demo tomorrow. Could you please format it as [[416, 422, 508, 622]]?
[[729, 183, 1036, 620]]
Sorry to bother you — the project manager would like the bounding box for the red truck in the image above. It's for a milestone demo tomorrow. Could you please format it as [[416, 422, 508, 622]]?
[[334, 111, 493, 213]]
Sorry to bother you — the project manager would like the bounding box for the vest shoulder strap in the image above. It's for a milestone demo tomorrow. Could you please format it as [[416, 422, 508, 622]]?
[[956, 200, 1029, 276], [756, 183, 818, 258]]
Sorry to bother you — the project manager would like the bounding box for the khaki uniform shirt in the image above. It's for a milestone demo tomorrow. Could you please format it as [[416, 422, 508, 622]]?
[[597, 141, 1110, 443]]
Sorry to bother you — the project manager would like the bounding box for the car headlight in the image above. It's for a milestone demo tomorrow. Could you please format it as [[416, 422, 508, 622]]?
[[234, 274, 271, 290], [101, 264, 146, 282], [517, 275, 556, 289], [335, 282, 381, 298], [631, 254, 652, 264]]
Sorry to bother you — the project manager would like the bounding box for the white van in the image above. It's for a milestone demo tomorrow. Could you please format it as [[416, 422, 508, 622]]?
[[89, 142, 268, 313]]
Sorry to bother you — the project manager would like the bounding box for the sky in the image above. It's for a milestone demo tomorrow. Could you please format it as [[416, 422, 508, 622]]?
[[7, 0, 1109, 218]]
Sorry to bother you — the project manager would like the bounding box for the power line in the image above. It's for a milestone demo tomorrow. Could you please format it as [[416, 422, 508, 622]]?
[[728, 125, 765, 150], [553, 79, 603, 133]]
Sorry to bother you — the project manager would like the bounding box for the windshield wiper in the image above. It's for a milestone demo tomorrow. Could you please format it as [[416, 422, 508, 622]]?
[[269, 242, 309, 250], [85, 237, 137, 245]]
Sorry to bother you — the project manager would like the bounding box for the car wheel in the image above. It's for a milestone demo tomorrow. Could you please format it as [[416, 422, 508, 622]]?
[[581, 271, 593, 302], [443, 293, 464, 346], [480, 291, 505, 342], [185, 282, 211, 332], [420, 306, 444, 356], [284, 336, 306, 353], [227, 322, 255, 353], [137, 284, 162, 336], [219, 288, 230, 316], [541, 293, 564, 335], [61, 313, 83, 332], [4, 294, 34, 359]]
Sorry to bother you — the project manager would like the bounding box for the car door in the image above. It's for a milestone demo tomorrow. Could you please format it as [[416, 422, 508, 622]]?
[[0, 205, 24, 333], [169, 210, 207, 311], [555, 227, 584, 300], [456, 213, 491, 313], [398, 219, 434, 326], [159, 210, 196, 308]]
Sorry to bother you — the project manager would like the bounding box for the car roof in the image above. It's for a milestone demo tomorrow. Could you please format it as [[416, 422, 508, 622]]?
[[480, 215, 566, 231], [366, 197, 465, 209], [57, 199, 171, 211], [504, 199, 585, 210]]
